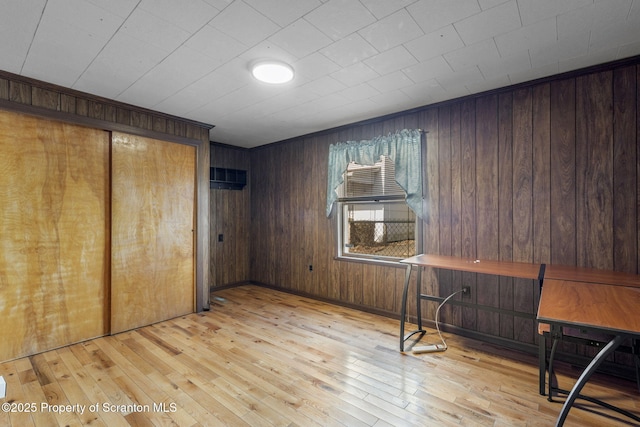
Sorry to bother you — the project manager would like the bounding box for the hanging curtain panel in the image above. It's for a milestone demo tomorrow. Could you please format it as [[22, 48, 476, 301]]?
[[326, 129, 423, 218]]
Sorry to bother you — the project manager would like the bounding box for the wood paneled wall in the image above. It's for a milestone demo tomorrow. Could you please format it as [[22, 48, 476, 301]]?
[[248, 58, 640, 366], [209, 144, 251, 287], [0, 70, 211, 311]]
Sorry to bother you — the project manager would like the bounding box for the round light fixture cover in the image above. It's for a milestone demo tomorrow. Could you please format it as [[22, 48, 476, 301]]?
[[251, 61, 294, 84]]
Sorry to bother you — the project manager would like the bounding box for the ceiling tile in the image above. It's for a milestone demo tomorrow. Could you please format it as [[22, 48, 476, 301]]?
[[243, 0, 321, 26], [494, 17, 557, 57], [444, 38, 500, 71], [331, 62, 379, 86], [403, 56, 453, 83], [3, 0, 640, 148], [368, 71, 414, 93], [294, 52, 342, 80], [304, 0, 377, 40], [21, 0, 128, 85], [73, 32, 168, 98], [518, 0, 593, 26], [359, 0, 417, 19], [339, 83, 380, 101], [403, 24, 464, 62], [23, 25, 109, 87], [407, 0, 480, 33], [138, 0, 220, 32], [588, 1, 639, 49], [618, 40, 640, 59], [369, 89, 414, 110], [300, 75, 346, 95], [117, 46, 221, 107], [320, 33, 379, 67], [478, 50, 532, 79], [201, 0, 234, 10], [0, 0, 46, 74], [269, 18, 333, 59], [466, 73, 511, 93], [209, 0, 280, 46], [453, 1, 522, 44], [185, 24, 248, 63], [478, 0, 511, 9], [400, 79, 446, 103], [364, 46, 417, 75], [529, 33, 589, 68], [42, 0, 125, 39], [120, 8, 191, 52], [85, 0, 139, 18], [358, 9, 424, 52], [508, 62, 559, 85], [559, 46, 621, 73]]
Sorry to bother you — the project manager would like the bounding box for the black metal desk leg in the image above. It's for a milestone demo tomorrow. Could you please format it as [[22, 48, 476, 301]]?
[[555, 335, 624, 427], [539, 331, 546, 395], [400, 264, 412, 351], [399, 264, 426, 351]]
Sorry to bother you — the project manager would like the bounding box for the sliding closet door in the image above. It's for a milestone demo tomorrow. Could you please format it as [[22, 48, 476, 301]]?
[[111, 132, 195, 334], [0, 110, 109, 361]]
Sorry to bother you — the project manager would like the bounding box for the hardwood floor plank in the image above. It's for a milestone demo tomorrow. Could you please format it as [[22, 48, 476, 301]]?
[[0, 285, 638, 426], [46, 353, 106, 426]]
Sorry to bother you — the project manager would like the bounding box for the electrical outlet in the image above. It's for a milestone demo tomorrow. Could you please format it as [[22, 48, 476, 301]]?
[[0, 375, 6, 398], [462, 286, 471, 295]]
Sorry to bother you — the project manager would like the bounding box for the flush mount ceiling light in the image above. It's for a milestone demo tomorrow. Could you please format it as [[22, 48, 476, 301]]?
[[251, 60, 294, 84]]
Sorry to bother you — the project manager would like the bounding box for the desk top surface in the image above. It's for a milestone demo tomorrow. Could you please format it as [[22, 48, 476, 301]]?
[[400, 254, 542, 280], [543, 264, 640, 288], [537, 279, 640, 335]]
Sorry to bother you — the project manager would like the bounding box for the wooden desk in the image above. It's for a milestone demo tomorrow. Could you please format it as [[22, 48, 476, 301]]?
[[544, 264, 640, 288], [398, 254, 544, 351], [537, 279, 640, 426]]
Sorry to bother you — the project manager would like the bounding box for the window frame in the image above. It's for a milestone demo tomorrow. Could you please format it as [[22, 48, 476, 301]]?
[[335, 164, 419, 265]]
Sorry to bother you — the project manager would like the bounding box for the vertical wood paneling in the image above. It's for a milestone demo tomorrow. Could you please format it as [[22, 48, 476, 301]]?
[[421, 110, 439, 320], [498, 93, 514, 339], [460, 100, 477, 331], [550, 79, 577, 266], [637, 64, 640, 274], [209, 144, 251, 288], [576, 72, 614, 270], [0, 111, 109, 362], [274, 142, 290, 289], [437, 106, 454, 323], [476, 95, 500, 335], [612, 66, 637, 273], [532, 84, 551, 265], [512, 88, 534, 343], [449, 103, 463, 327], [248, 58, 640, 371], [291, 139, 305, 292], [475, 94, 500, 336]]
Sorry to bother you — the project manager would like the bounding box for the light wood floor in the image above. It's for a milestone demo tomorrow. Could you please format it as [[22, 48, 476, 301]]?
[[0, 285, 638, 426]]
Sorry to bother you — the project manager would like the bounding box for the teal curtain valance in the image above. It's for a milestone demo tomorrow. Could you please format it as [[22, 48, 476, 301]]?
[[326, 128, 423, 218]]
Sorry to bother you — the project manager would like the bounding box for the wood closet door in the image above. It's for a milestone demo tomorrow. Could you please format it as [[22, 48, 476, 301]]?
[[111, 133, 195, 334], [0, 111, 109, 362]]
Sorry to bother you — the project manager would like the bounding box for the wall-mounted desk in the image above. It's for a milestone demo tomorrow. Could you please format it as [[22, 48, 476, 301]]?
[[398, 254, 544, 352], [400, 254, 640, 426], [537, 278, 640, 426]]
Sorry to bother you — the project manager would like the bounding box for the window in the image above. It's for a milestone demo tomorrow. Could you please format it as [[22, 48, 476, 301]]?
[[336, 156, 417, 261]]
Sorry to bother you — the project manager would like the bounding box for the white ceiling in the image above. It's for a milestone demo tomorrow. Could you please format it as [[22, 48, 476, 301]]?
[[2, 0, 640, 148]]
